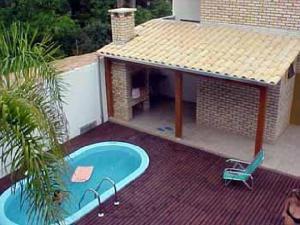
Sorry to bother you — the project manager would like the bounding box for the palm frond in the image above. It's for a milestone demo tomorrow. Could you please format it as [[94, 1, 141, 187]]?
[[0, 22, 68, 225]]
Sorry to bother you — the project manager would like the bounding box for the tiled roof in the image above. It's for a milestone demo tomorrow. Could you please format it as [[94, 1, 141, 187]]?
[[54, 53, 98, 73], [98, 19, 300, 85]]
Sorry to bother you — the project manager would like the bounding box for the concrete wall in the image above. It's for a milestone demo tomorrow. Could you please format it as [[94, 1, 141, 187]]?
[[200, 0, 300, 31], [62, 62, 106, 139], [173, 0, 200, 21], [0, 60, 107, 178]]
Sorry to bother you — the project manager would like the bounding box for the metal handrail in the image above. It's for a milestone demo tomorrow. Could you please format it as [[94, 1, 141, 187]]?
[[95, 177, 120, 206], [78, 188, 105, 217]]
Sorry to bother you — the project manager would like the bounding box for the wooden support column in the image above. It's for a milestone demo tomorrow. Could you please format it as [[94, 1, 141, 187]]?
[[254, 86, 268, 156], [175, 71, 183, 138], [104, 58, 114, 117]]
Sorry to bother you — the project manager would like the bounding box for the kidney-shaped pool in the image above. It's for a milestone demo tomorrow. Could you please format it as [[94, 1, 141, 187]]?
[[0, 142, 149, 225]]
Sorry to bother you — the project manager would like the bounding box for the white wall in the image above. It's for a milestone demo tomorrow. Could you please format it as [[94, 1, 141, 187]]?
[[99, 57, 109, 122], [158, 70, 197, 103], [62, 61, 106, 139], [173, 0, 201, 21], [0, 60, 108, 179]]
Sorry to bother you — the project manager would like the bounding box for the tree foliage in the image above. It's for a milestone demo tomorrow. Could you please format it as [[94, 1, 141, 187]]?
[[0, 0, 172, 56], [0, 1, 172, 224], [136, 0, 172, 25], [0, 22, 68, 225]]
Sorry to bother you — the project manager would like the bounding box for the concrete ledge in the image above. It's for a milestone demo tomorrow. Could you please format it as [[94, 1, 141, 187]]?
[[109, 8, 137, 14]]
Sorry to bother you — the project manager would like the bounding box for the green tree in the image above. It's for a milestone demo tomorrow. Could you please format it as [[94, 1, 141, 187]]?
[[0, 0, 172, 56], [149, 0, 172, 18], [136, 0, 172, 25], [0, 22, 68, 225], [135, 6, 153, 25], [69, 0, 172, 53], [0, 0, 79, 56], [69, 0, 116, 54]]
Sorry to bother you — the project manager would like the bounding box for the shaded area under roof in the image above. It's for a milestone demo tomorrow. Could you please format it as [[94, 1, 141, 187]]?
[[98, 19, 300, 86]]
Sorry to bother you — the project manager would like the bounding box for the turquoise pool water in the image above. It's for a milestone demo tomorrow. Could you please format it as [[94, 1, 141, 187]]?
[[0, 142, 149, 225]]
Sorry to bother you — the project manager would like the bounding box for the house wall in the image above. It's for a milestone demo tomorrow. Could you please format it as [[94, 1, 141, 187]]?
[[110, 62, 295, 143], [200, 0, 300, 31], [277, 74, 295, 136], [62, 62, 106, 139], [196, 75, 295, 143], [158, 70, 197, 103], [99, 57, 109, 123], [0, 61, 107, 178], [173, 0, 201, 21]]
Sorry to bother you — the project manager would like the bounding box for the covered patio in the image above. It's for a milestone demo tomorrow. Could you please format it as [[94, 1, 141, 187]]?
[[98, 18, 300, 174], [111, 98, 300, 176]]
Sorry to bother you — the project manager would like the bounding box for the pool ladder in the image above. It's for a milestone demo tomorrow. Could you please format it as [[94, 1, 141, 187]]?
[[78, 177, 119, 218]]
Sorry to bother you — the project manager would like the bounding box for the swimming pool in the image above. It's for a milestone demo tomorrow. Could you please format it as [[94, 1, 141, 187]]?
[[0, 142, 149, 225]]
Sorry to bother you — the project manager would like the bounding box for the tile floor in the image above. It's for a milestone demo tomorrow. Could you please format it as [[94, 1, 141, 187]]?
[[112, 98, 300, 177]]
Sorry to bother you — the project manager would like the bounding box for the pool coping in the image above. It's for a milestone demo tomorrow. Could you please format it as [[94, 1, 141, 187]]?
[[0, 141, 150, 225]]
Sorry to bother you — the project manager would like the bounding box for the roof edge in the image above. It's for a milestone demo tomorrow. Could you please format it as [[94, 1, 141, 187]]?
[[98, 53, 278, 87]]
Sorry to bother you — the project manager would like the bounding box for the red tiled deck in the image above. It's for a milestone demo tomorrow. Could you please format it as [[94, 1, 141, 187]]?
[[1, 122, 299, 225]]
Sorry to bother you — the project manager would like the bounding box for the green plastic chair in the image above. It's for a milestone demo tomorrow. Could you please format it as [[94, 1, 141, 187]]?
[[223, 150, 265, 190]]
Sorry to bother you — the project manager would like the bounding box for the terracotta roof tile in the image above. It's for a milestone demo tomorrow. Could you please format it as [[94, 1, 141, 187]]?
[[98, 19, 300, 85], [54, 53, 98, 73]]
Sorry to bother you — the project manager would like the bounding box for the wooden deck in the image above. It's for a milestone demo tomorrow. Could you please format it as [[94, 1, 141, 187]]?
[[1, 122, 299, 225]]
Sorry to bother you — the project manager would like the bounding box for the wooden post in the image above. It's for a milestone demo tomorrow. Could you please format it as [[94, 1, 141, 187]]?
[[254, 86, 267, 156], [175, 71, 183, 138], [105, 58, 114, 117]]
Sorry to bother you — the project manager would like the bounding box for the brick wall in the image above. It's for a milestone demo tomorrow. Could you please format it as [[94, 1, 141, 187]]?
[[111, 62, 150, 121], [110, 9, 136, 45], [200, 0, 300, 31], [112, 62, 133, 121], [276, 74, 295, 137], [196, 76, 295, 143], [111, 13, 135, 44]]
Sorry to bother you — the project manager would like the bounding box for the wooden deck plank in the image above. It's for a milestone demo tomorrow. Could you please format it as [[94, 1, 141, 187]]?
[[1, 122, 299, 225]]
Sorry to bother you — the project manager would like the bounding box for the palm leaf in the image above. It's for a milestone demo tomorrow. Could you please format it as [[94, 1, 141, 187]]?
[[0, 22, 68, 225]]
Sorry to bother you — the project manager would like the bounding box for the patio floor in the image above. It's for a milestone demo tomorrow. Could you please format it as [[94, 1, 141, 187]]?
[[0, 122, 299, 224], [113, 98, 300, 177]]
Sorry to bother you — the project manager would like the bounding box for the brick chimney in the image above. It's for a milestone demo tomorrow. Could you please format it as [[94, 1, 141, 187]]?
[[109, 8, 137, 45]]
